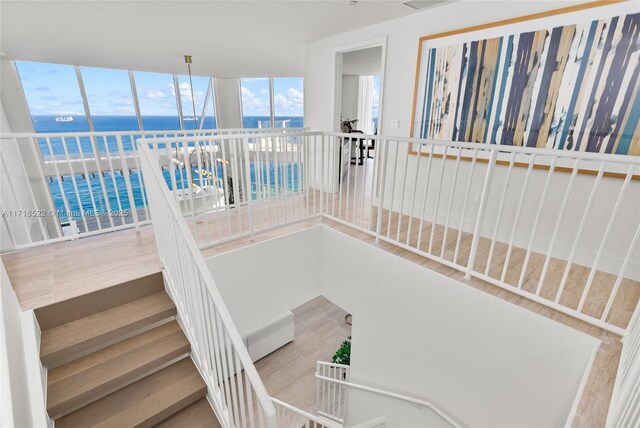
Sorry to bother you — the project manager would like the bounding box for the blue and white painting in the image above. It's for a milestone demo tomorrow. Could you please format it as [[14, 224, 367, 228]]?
[[413, 12, 640, 155]]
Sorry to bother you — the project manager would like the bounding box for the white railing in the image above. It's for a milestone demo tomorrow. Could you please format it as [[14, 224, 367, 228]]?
[[0, 127, 306, 251], [137, 131, 638, 426], [138, 140, 278, 427], [315, 361, 461, 427], [139, 137, 327, 427], [607, 301, 640, 427], [271, 397, 341, 428], [8, 127, 637, 336], [8, 128, 637, 424], [140, 131, 640, 336], [316, 361, 351, 424], [141, 131, 322, 249], [4, 128, 637, 335], [319, 132, 640, 336]]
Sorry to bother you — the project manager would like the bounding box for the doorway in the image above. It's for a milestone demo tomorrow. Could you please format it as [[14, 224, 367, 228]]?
[[333, 38, 386, 136]]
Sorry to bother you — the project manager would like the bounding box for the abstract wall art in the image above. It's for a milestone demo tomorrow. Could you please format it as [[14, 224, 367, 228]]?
[[410, 3, 640, 156]]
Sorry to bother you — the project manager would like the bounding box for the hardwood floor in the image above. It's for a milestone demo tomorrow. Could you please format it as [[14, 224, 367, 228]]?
[[2, 226, 161, 310], [2, 160, 637, 427], [255, 296, 351, 416]]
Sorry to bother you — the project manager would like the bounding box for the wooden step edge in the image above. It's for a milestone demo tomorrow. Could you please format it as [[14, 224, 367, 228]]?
[[47, 328, 190, 419], [119, 384, 207, 428], [155, 398, 222, 428], [93, 364, 207, 428], [41, 305, 177, 368], [49, 354, 191, 421], [35, 272, 165, 330], [43, 317, 175, 370]]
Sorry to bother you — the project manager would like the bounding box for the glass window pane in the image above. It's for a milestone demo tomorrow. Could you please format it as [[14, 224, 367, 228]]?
[[15, 61, 90, 133], [241, 78, 271, 128], [273, 77, 304, 128], [177, 75, 213, 130], [133, 71, 181, 130], [80, 66, 139, 132], [373, 75, 380, 133]]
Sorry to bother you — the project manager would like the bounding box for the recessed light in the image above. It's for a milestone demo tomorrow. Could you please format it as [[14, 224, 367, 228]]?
[[349, 1, 358, 5]]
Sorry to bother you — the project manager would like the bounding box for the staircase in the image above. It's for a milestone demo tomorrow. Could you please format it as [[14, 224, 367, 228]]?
[[34, 272, 221, 427]]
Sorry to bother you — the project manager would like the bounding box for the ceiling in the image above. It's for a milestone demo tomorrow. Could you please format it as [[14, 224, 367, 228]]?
[[0, 1, 419, 77]]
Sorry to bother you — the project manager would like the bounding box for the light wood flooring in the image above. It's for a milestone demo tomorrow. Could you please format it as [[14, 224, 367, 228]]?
[[255, 296, 351, 416]]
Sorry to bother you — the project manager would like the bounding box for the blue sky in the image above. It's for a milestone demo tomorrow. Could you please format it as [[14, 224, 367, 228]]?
[[17, 61, 303, 117], [17, 61, 86, 116], [241, 77, 304, 117]]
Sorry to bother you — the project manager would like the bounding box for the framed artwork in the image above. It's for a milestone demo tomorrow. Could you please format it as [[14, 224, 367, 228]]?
[[410, 1, 640, 157]]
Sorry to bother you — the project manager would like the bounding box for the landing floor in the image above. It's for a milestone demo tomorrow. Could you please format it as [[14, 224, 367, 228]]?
[[255, 296, 351, 416]]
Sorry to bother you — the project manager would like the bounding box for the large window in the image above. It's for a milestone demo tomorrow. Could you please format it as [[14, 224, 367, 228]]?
[[14, 60, 226, 229], [177, 75, 216, 130], [372, 75, 380, 133], [16, 61, 90, 133], [241, 77, 304, 129], [16, 61, 221, 134], [80, 66, 138, 131], [240, 78, 271, 128], [273, 77, 304, 128], [133, 71, 181, 131]]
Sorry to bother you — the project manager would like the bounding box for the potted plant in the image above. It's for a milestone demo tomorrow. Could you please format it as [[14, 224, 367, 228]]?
[[332, 336, 351, 366]]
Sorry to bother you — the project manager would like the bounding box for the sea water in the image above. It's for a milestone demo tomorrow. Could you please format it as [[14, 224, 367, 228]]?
[[31, 115, 304, 220]]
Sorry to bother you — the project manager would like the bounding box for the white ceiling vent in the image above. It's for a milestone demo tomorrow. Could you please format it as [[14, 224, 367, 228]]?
[[403, 0, 450, 11]]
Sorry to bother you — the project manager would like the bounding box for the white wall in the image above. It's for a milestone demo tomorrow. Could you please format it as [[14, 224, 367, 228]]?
[[319, 226, 598, 427], [1, 261, 50, 428], [214, 78, 243, 129], [305, 0, 607, 135], [205, 227, 321, 337], [206, 226, 599, 426], [342, 46, 382, 76], [0, 261, 31, 427], [305, 1, 640, 279], [340, 75, 359, 122]]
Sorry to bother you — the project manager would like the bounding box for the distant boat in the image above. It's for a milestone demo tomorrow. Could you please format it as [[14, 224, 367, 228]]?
[[184, 117, 197, 121], [55, 116, 74, 122]]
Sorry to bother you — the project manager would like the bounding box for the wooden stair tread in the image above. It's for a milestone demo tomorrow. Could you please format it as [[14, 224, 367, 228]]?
[[56, 357, 207, 428], [40, 291, 176, 367], [34, 272, 165, 330], [155, 398, 221, 428], [47, 321, 190, 419]]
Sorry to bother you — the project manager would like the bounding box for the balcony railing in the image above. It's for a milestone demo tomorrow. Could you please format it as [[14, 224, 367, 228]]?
[[137, 131, 640, 336], [3, 128, 639, 336], [0, 127, 306, 250]]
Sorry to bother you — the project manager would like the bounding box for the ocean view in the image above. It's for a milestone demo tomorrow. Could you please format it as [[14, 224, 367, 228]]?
[[32, 115, 304, 133], [32, 115, 304, 221]]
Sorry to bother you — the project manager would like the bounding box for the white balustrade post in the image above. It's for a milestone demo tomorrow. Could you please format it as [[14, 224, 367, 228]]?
[[465, 148, 498, 279], [375, 139, 389, 245], [320, 134, 326, 221], [242, 135, 255, 240], [116, 135, 140, 230]]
